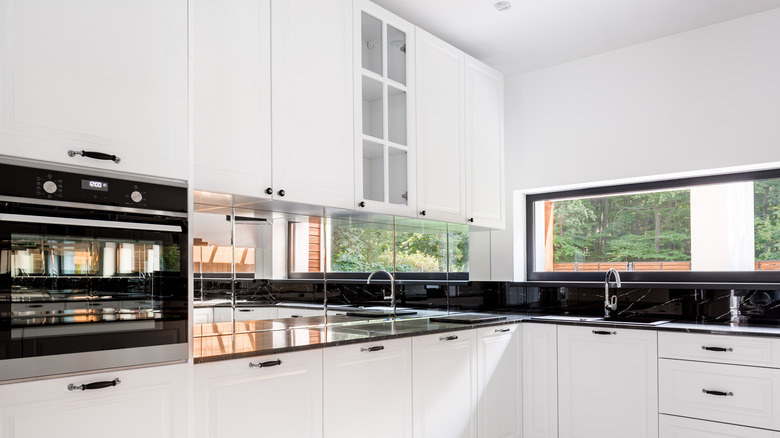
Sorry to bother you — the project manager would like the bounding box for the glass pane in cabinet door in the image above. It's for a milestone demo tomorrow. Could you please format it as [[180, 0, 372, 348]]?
[[362, 76, 384, 139], [388, 147, 408, 205], [388, 86, 407, 145], [361, 12, 383, 75], [387, 25, 406, 84], [363, 140, 385, 202]]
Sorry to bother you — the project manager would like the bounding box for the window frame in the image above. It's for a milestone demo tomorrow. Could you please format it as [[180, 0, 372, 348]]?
[[525, 168, 780, 283]]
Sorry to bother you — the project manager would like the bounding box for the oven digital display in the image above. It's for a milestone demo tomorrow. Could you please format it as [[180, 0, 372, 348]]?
[[81, 179, 109, 192]]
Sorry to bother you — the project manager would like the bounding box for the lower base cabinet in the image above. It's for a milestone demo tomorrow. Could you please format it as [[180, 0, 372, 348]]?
[[0, 363, 189, 438], [660, 414, 780, 438], [477, 324, 522, 438], [323, 337, 412, 438], [194, 349, 323, 438], [412, 330, 478, 438]]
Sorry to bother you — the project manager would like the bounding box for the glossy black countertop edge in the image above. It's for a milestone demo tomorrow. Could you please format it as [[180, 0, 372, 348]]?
[[193, 314, 780, 364], [514, 281, 780, 289]]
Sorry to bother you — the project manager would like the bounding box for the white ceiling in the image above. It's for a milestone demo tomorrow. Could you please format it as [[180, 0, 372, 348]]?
[[372, 0, 780, 75]]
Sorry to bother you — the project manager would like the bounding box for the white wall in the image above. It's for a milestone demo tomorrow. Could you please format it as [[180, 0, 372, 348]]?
[[493, 7, 780, 281]]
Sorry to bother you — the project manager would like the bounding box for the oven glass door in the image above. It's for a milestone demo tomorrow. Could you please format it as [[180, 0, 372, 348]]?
[[0, 208, 187, 362]]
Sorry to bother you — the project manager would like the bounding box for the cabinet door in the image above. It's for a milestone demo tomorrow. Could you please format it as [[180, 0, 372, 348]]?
[[271, 0, 354, 209], [659, 414, 780, 438], [557, 325, 658, 438], [0, 363, 189, 438], [415, 28, 466, 223], [195, 349, 323, 438], [464, 56, 504, 228], [324, 337, 412, 438], [354, 0, 417, 217], [478, 324, 522, 438], [522, 323, 558, 438], [191, 0, 272, 197], [412, 330, 477, 438], [0, 0, 188, 180]]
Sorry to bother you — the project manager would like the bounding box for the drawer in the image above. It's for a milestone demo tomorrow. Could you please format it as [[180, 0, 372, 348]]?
[[659, 332, 780, 368], [660, 414, 780, 438], [659, 358, 780, 430]]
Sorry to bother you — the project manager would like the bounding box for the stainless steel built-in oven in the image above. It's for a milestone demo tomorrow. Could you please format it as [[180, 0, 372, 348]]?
[[0, 157, 188, 382]]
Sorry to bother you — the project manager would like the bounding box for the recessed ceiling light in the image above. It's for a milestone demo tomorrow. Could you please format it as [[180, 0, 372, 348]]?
[[494, 1, 512, 12]]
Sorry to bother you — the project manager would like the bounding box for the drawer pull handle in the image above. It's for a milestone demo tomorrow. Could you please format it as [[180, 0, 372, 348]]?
[[702, 389, 734, 397], [702, 346, 733, 352], [67, 378, 120, 391], [68, 149, 121, 164], [440, 335, 459, 341], [592, 330, 616, 335], [495, 328, 511, 333], [360, 345, 385, 352], [249, 359, 282, 368]]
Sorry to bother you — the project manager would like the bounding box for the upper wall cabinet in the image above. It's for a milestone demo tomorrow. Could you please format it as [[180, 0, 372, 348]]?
[[192, 0, 272, 198], [193, 0, 354, 209], [415, 28, 466, 223], [465, 56, 505, 229], [354, 0, 417, 217], [0, 0, 188, 181]]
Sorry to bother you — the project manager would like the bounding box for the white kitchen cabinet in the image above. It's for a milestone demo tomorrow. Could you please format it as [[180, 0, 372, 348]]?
[[271, 0, 354, 209], [477, 324, 522, 438], [464, 56, 505, 229], [0, 0, 188, 180], [277, 307, 325, 318], [191, 0, 272, 197], [412, 329, 478, 438], [193, 307, 214, 324], [213, 306, 278, 322], [414, 28, 466, 223], [0, 363, 189, 438], [195, 349, 323, 438], [192, 0, 353, 208], [659, 414, 780, 438], [354, 0, 417, 217], [557, 325, 658, 438], [521, 323, 558, 438], [324, 337, 412, 438]]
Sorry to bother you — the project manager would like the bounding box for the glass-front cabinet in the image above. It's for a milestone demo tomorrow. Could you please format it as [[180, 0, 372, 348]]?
[[354, 1, 416, 216]]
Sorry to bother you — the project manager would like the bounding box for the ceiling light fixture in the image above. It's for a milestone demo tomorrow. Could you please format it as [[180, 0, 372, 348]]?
[[494, 1, 512, 12]]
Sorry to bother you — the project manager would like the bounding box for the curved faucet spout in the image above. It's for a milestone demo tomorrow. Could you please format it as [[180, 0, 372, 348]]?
[[367, 270, 396, 317], [604, 268, 621, 317]]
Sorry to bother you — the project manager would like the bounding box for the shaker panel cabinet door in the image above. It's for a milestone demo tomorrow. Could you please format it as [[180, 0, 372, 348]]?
[[0, 0, 188, 180], [522, 323, 558, 438], [412, 329, 478, 438], [415, 28, 466, 223], [195, 349, 323, 438], [191, 0, 272, 197], [0, 363, 189, 438], [478, 324, 522, 438], [557, 325, 658, 438], [271, 0, 354, 209], [464, 56, 504, 228], [323, 337, 412, 438]]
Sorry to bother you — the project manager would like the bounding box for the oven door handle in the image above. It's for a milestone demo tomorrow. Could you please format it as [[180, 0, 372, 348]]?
[[0, 213, 182, 233]]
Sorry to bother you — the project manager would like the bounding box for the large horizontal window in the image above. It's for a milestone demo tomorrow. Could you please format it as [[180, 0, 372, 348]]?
[[526, 169, 780, 283]]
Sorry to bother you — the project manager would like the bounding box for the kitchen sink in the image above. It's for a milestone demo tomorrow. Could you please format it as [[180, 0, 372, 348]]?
[[529, 314, 669, 326]]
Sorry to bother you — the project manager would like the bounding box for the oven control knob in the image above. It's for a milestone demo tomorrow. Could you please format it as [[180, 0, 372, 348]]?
[[130, 191, 143, 203], [42, 180, 57, 194]]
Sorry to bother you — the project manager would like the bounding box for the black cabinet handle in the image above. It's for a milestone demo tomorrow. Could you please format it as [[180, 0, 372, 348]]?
[[358, 201, 366, 208], [360, 345, 385, 352], [238, 309, 253, 312], [249, 359, 282, 368], [265, 187, 273, 195], [68, 378, 121, 391], [468, 218, 474, 223], [592, 330, 616, 335], [420, 210, 426, 216], [702, 389, 734, 397], [277, 189, 285, 197], [702, 346, 733, 352], [495, 328, 511, 333], [68, 150, 121, 164], [439, 335, 459, 341]]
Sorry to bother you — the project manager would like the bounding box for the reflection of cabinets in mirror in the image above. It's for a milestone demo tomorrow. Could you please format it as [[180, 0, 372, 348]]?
[[355, 0, 416, 217]]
